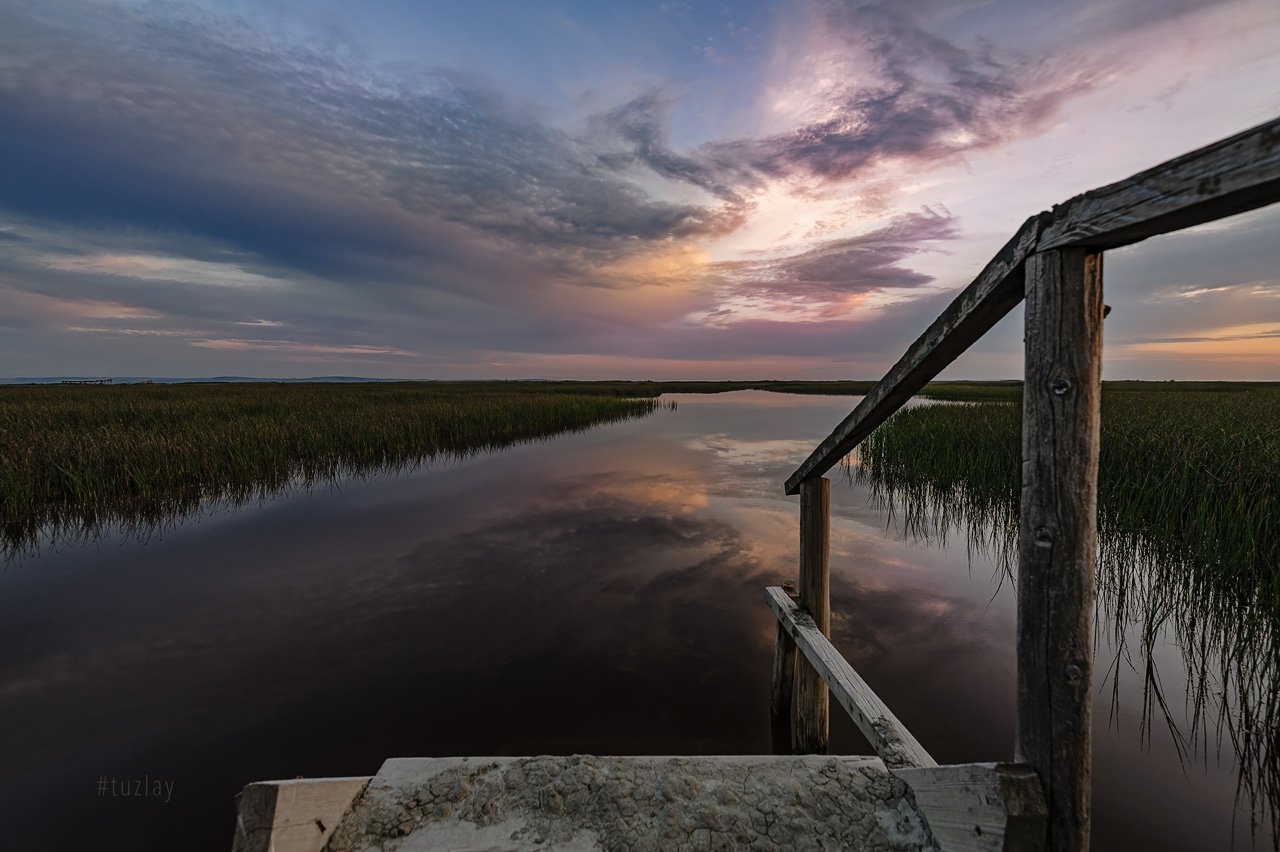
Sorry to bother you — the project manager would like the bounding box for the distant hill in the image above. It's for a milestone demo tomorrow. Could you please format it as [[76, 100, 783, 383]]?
[[0, 376, 401, 385]]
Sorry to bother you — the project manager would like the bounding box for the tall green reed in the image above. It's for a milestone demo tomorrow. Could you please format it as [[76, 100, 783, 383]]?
[[0, 382, 667, 556], [851, 388, 1280, 840]]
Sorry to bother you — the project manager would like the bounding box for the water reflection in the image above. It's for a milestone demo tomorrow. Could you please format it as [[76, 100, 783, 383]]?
[[0, 395, 666, 561], [853, 429, 1279, 849], [0, 391, 1256, 850]]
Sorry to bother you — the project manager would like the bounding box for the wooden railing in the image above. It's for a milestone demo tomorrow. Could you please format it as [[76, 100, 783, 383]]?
[[768, 117, 1280, 852]]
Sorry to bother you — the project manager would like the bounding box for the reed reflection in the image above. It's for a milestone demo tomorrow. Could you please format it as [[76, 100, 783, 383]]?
[[0, 390, 1258, 850], [850, 391, 1280, 844], [0, 383, 668, 559]]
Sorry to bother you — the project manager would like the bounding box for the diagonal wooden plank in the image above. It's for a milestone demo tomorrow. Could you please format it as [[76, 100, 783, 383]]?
[[766, 586, 937, 769], [783, 214, 1045, 494]]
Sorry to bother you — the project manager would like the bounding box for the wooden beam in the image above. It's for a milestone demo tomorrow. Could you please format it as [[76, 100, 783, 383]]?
[[1040, 117, 1280, 251], [793, 477, 831, 754], [893, 763, 1047, 852], [232, 777, 371, 852], [1016, 249, 1103, 852], [765, 586, 936, 769], [769, 620, 796, 755], [784, 116, 1280, 497], [784, 214, 1046, 494]]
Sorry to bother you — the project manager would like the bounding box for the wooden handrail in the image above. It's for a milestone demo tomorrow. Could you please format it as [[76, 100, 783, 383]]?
[[785, 116, 1280, 495], [770, 116, 1279, 849], [784, 213, 1043, 494], [766, 586, 936, 769], [1040, 118, 1280, 251]]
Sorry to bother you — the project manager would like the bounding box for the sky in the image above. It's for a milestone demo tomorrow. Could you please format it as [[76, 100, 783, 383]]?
[[0, 0, 1278, 380]]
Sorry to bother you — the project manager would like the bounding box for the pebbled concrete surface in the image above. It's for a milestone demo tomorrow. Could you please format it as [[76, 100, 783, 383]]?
[[322, 755, 937, 851]]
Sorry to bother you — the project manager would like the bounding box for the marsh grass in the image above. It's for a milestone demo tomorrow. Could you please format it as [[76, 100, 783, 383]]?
[[0, 377, 1010, 557], [0, 382, 667, 556], [850, 386, 1280, 840]]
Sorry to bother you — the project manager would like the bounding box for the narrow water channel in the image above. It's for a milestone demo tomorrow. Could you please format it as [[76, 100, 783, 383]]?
[[0, 391, 1262, 849]]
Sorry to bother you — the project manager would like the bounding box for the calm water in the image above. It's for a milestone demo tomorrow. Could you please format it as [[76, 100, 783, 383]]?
[[0, 392, 1260, 849]]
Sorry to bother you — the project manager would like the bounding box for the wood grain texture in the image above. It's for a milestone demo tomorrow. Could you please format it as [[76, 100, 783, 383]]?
[[1016, 249, 1103, 852], [893, 763, 1047, 852], [232, 782, 279, 852], [1040, 117, 1280, 251], [769, 619, 797, 755], [793, 477, 831, 754], [784, 214, 1046, 494], [766, 586, 936, 769], [232, 777, 370, 852]]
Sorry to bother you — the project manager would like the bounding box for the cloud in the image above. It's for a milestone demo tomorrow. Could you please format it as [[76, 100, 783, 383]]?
[[713, 208, 958, 305], [0, 0, 1269, 379], [591, 91, 754, 203], [41, 254, 292, 290], [0, 1, 736, 295], [1132, 324, 1280, 345], [189, 338, 415, 357], [696, 1, 1102, 186], [0, 1, 757, 372], [587, 1, 1115, 198], [0, 0, 1092, 300]]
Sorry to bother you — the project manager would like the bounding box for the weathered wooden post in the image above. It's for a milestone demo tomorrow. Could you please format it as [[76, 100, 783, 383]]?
[[793, 476, 831, 754], [769, 617, 796, 754], [1017, 248, 1103, 852]]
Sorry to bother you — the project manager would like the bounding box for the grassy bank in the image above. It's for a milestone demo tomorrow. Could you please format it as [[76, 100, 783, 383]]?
[[854, 385, 1280, 592], [0, 382, 666, 553], [852, 384, 1280, 826], [4, 375, 984, 551]]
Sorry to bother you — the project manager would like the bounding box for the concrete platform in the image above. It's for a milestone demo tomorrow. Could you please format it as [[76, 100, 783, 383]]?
[[235, 755, 1050, 851], [236, 755, 937, 851]]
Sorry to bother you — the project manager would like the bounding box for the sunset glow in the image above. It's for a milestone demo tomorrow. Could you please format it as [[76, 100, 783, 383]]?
[[1, 0, 1277, 379]]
